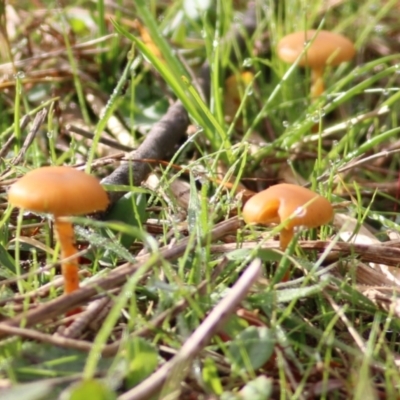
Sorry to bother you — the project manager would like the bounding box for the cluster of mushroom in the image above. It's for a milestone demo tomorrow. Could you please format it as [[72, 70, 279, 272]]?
[[8, 168, 332, 298], [277, 30, 355, 98], [6, 31, 345, 300]]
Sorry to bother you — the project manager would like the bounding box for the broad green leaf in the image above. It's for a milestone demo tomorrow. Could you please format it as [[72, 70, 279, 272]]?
[[2, 344, 113, 382], [125, 338, 158, 389], [103, 191, 147, 250], [240, 376, 273, 400], [228, 327, 274, 372], [66, 379, 116, 400]]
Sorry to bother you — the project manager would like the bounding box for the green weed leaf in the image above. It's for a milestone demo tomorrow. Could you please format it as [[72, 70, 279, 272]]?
[[67, 379, 116, 400], [125, 338, 158, 389], [228, 327, 274, 372]]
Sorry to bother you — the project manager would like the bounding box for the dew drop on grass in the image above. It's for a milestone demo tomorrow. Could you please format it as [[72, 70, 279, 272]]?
[[242, 58, 253, 67], [14, 71, 25, 79], [282, 121, 289, 128], [47, 131, 53, 139], [312, 114, 320, 123]]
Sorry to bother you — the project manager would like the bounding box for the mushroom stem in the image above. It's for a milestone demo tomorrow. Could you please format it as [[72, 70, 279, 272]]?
[[53, 218, 79, 294], [279, 227, 294, 250], [310, 68, 325, 98]]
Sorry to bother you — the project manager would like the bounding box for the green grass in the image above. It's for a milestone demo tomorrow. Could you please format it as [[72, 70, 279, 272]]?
[[1, 0, 400, 399]]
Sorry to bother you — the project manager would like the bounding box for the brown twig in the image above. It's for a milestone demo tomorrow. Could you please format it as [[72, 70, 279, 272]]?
[[66, 124, 134, 152], [101, 100, 189, 205], [210, 239, 400, 266], [101, 2, 258, 206], [0, 114, 31, 159], [118, 258, 261, 400], [0, 217, 240, 337], [0, 109, 48, 178], [0, 257, 230, 355]]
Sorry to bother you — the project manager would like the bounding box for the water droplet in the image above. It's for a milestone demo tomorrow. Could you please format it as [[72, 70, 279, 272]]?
[[294, 206, 306, 217], [242, 58, 253, 68], [47, 131, 53, 138], [201, 30, 207, 39], [14, 71, 25, 79], [395, 65, 400, 74], [383, 89, 389, 97], [212, 39, 219, 48], [312, 114, 320, 123], [282, 121, 289, 128]]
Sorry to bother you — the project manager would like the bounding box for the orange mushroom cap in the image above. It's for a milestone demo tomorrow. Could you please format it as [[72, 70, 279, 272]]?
[[8, 166, 109, 216], [277, 30, 355, 69], [243, 183, 333, 248]]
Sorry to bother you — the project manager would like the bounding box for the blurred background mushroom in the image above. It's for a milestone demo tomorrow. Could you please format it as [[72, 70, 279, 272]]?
[[277, 30, 355, 98]]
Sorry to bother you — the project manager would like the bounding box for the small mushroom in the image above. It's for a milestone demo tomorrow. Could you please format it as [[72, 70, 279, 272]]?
[[277, 30, 355, 98], [242, 183, 333, 249], [8, 166, 109, 294]]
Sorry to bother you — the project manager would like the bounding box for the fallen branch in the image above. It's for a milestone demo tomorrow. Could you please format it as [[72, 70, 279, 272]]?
[[0, 258, 230, 355], [118, 258, 261, 400], [0, 217, 240, 337], [210, 239, 400, 266], [101, 3, 257, 206]]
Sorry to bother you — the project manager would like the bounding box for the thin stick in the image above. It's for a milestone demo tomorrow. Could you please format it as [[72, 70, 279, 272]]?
[[0, 217, 240, 336], [210, 240, 400, 266], [118, 258, 261, 400], [66, 124, 134, 152], [0, 258, 230, 355], [101, 2, 257, 206]]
